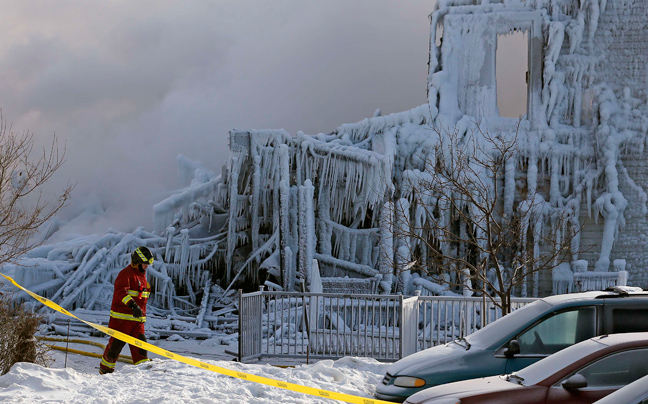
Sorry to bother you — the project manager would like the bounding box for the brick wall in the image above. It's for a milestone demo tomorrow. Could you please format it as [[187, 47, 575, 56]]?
[[595, 0, 648, 93], [576, 0, 648, 289], [614, 151, 648, 288]]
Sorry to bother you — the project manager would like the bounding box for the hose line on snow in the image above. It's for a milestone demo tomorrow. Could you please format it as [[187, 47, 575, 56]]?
[[38, 336, 133, 363]]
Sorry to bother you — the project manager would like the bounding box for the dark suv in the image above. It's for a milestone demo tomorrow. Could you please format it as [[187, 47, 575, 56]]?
[[375, 287, 648, 403]]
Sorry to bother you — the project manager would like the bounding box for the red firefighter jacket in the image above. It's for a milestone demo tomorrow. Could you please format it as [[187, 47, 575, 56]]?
[[110, 265, 150, 323]]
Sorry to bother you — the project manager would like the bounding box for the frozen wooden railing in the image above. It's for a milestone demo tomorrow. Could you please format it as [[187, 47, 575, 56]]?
[[235, 290, 537, 363], [321, 220, 380, 270], [573, 271, 628, 293]]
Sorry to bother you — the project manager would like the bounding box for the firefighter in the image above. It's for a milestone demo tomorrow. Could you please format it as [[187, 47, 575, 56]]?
[[99, 246, 154, 374]]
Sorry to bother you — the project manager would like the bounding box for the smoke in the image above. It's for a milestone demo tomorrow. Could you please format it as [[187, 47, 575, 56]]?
[[0, 1, 433, 237]]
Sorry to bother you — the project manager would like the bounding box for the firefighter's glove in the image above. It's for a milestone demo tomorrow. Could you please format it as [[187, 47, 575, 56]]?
[[129, 301, 143, 318]]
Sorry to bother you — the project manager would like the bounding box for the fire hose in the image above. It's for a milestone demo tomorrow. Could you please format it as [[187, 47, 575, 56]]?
[[38, 336, 133, 364]]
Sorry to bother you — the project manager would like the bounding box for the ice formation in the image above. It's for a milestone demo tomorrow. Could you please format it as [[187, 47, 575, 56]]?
[[204, 0, 646, 297]]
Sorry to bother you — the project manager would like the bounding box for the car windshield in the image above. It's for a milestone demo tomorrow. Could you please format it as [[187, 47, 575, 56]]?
[[515, 338, 608, 385], [465, 299, 551, 347]]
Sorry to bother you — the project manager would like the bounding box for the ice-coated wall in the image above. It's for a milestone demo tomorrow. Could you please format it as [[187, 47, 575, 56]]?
[[585, 0, 648, 287], [422, 0, 648, 292]]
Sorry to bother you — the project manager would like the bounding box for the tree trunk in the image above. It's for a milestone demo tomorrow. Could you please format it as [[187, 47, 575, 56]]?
[[502, 293, 511, 315]]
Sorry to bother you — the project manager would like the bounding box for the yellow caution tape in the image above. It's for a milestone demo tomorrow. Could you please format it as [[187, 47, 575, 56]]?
[[2, 273, 396, 404]]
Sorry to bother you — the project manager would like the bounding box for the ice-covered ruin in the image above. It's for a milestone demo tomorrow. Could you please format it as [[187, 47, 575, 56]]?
[[2, 0, 647, 330], [199, 0, 648, 298]]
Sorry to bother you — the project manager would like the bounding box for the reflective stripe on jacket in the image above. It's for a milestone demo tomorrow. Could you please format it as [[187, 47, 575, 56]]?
[[121, 290, 151, 306], [110, 310, 146, 322], [110, 264, 150, 322]]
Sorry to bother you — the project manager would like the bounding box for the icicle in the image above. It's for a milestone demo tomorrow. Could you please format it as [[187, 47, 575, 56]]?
[[395, 198, 412, 294], [297, 180, 315, 289], [317, 183, 332, 255], [195, 272, 211, 329], [251, 154, 262, 251], [378, 200, 395, 294], [504, 156, 516, 217], [550, 153, 560, 204], [542, 21, 565, 125]]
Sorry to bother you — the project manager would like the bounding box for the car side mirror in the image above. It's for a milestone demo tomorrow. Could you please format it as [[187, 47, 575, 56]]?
[[504, 340, 520, 358], [562, 374, 588, 390]]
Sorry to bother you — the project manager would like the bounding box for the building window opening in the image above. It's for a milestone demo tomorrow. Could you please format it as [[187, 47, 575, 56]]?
[[496, 30, 528, 119]]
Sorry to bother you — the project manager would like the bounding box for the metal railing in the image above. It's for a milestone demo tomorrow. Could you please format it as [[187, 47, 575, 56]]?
[[237, 290, 537, 362], [414, 296, 537, 352], [238, 290, 264, 361], [573, 271, 627, 292]]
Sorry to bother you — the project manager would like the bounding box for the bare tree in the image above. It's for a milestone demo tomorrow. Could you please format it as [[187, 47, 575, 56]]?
[[0, 113, 72, 265], [391, 123, 579, 314], [0, 112, 72, 371]]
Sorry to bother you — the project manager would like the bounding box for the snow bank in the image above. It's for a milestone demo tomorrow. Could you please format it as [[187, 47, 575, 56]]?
[[0, 356, 387, 404]]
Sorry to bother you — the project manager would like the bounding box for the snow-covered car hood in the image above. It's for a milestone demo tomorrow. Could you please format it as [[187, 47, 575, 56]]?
[[405, 375, 520, 403], [385, 341, 475, 376]]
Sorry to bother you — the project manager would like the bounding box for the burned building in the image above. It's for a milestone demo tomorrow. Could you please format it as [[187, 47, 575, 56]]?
[[156, 0, 648, 298]]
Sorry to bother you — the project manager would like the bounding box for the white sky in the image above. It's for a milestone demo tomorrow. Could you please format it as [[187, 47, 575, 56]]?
[[0, 1, 433, 235]]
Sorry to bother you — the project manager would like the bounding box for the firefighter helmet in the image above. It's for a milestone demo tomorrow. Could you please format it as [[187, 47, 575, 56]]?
[[131, 246, 153, 266]]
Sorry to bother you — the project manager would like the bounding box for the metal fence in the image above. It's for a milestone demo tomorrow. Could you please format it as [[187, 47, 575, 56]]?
[[415, 296, 536, 351], [238, 290, 264, 361], [236, 290, 537, 362]]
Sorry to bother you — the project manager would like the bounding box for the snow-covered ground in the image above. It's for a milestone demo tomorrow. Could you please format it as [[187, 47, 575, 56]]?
[[0, 337, 388, 403]]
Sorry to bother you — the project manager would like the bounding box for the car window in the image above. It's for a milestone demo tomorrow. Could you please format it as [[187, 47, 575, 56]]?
[[465, 299, 551, 347], [572, 348, 648, 388], [610, 309, 648, 333], [516, 338, 606, 385], [517, 307, 596, 355], [590, 374, 648, 404]]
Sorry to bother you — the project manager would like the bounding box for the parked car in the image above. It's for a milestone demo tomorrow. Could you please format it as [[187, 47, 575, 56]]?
[[592, 374, 648, 404], [404, 332, 648, 404], [375, 287, 648, 402]]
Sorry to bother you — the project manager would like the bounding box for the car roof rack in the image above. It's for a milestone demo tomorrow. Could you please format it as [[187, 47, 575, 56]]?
[[600, 286, 645, 297]]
